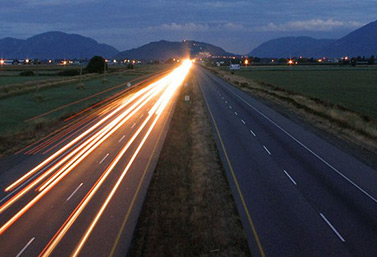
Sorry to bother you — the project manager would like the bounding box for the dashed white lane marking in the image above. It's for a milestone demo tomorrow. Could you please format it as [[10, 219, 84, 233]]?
[[234, 112, 238, 116], [16, 237, 35, 257], [225, 101, 228, 104], [263, 145, 271, 155], [219, 82, 377, 204], [250, 129, 256, 137], [66, 183, 83, 202], [131, 123, 136, 128], [320, 213, 345, 242], [99, 153, 109, 164], [241, 119, 246, 125], [229, 105, 232, 109], [283, 170, 297, 185], [118, 135, 125, 143], [139, 114, 144, 119]]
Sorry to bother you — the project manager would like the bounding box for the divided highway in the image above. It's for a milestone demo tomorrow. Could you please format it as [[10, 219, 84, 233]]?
[[0, 61, 192, 257], [196, 66, 377, 257]]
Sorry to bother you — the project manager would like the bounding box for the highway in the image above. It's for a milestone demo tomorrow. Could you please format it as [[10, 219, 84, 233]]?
[[0, 60, 192, 257], [196, 66, 377, 257]]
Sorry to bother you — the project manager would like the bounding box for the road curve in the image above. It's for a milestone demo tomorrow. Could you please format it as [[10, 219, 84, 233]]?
[[196, 65, 377, 257]]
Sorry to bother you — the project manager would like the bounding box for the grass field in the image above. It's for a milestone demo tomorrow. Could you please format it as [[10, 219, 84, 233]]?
[[0, 64, 173, 135], [225, 66, 377, 119]]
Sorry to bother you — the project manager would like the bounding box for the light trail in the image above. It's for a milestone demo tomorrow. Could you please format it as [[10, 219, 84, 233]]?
[[39, 60, 192, 257], [0, 83, 161, 214], [0, 61, 192, 241], [71, 60, 192, 257], [5, 81, 157, 192]]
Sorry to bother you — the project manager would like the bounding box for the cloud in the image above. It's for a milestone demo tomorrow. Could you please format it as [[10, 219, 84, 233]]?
[[150, 23, 210, 32], [258, 19, 364, 32], [149, 22, 247, 32]]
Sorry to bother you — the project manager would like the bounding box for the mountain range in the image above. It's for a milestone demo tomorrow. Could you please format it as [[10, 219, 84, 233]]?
[[0, 31, 119, 59], [250, 20, 377, 58], [1, 19, 376, 60]]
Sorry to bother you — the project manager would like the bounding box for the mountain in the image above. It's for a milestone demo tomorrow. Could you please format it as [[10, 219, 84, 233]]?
[[114, 40, 236, 60], [320, 20, 377, 58], [0, 31, 119, 59], [249, 37, 335, 58], [249, 20, 377, 58]]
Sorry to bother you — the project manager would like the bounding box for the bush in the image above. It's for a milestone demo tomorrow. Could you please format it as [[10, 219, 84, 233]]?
[[57, 69, 80, 76], [19, 71, 35, 76], [86, 56, 107, 74]]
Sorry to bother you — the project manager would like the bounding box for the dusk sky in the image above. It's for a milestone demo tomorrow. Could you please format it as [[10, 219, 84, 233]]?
[[1, 0, 376, 54]]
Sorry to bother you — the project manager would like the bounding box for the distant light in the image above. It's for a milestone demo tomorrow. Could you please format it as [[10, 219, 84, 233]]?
[[318, 59, 323, 63], [244, 59, 249, 65], [0, 59, 4, 65], [62, 60, 67, 65], [288, 59, 294, 65], [344, 56, 349, 60], [48, 60, 52, 63], [113, 59, 117, 63], [25, 59, 30, 64]]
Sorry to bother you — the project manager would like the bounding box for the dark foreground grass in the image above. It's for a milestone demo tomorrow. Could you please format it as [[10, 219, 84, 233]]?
[[127, 74, 250, 257], [227, 66, 377, 119]]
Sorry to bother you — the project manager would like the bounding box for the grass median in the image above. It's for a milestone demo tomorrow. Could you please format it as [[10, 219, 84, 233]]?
[[127, 73, 250, 257]]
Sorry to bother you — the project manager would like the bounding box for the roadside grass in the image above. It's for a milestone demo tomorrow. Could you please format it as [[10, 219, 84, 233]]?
[[127, 74, 250, 257], [209, 66, 377, 153], [224, 66, 377, 119]]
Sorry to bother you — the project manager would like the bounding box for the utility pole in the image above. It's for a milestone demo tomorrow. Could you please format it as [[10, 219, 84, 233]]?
[[103, 59, 108, 83], [36, 60, 39, 92]]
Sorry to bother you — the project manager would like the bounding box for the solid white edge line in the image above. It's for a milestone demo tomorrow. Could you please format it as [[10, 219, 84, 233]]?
[[263, 145, 271, 155], [218, 76, 377, 204], [320, 213, 345, 242], [283, 170, 297, 185], [16, 237, 35, 257], [250, 129, 256, 137], [66, 183, 83, 202], [99, 153, 109, 164]]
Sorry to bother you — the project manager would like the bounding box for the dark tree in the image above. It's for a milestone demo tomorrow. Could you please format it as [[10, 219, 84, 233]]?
[[368, 55, 375, 65], [86, 56, 107, 73]]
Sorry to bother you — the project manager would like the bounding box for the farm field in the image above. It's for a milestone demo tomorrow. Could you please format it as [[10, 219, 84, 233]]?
[[226, 66, 377, 119]]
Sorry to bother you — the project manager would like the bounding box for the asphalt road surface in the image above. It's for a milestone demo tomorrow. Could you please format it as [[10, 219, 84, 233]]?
[[196, 66, 377, 257], [0, 61, 192, 257]]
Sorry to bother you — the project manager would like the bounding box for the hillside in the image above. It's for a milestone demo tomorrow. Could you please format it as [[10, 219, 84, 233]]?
[[249, 37, 335, 58], [114, 40, 236, 60], [249, 19, 377, 58], [0, 31, 119, 59], [320, 20, 377, 57]]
